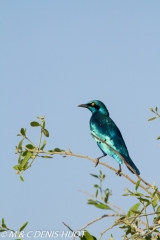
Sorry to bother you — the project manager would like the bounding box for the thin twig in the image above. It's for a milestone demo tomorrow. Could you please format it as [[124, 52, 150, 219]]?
[[38, 128, 43, 150], [98, 223, 117, 240], [78, 189, 125, 214], [62, 222, 84, 239], [29, 126, 43, 168], [139, 219, 147, 227], [126, 211, 160, 220], [116, 211, 160, 225], [144, 203, 149, 230], [62, 222, 74, 233], [77, 214, 120, 232], [25, 136, 36, 148]]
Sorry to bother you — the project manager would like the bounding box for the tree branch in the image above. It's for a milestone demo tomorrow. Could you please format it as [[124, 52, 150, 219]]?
[[23, 146, 152, 195]]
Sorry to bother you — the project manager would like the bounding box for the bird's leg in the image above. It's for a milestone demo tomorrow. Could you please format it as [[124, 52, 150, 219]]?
[[116, 164, 122, 177], [95, 153, 107, 167]]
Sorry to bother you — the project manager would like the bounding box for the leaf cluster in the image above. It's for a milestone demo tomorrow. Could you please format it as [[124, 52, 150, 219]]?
[[0, 218, 28, 239], [14, 116, 64, 181]]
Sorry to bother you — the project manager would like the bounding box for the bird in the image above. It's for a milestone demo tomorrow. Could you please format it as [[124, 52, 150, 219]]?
[[78, 100, 140, 176]]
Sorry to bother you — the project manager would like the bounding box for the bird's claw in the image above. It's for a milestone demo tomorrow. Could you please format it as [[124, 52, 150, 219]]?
[[94, 159, 99, 167], [116, 169, 122, 177], [116, 164, 122, 176], [116, 168, 122, 177]]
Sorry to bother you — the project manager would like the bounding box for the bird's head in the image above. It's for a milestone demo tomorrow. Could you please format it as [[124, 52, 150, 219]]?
[[78, 100, 109, 116]]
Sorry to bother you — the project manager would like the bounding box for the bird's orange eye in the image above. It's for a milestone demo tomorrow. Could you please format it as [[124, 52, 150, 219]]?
[[91, 102, 95, 106]]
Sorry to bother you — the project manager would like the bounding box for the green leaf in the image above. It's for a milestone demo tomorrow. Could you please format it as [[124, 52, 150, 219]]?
[[94, 184, 99, 188], [18, 155, 21, 164], [87, 199, 111, 210], [129, 192, 143, 197], [138, 197, 150, 203], [13, 164, 22, 171], [20, 128, 26, 136], [95, 189, 98, 198], [20, 176, 24, 182], [135, 180, 141, 191], [53, 148, 64, 152], [122, 193, 130, 196], [21, 152, 32, 167], [42, 129, 49, 137], [1, 218, 6, 228], [119, 225, 128, 229], [157, 136, 160, 140], [22, 150, 28, 156], [30, 121, 40, 127], [42, 121, 45, 129], [19, 222, 28, 232], [104, 192, 110, 203], [155, 107, 158, 112], [2, 218, 4, 225], [1, 224, 6, 228], [90, 174, 99, 178], [25, 144, 35, 149], [0, 230, 6, 232], [40, 140, 46, 150], [148, 117, 157, 121], [13, 165, 19, 170], [130, 210, 141, 214], [156, 206, 160, 216], [17, 139, 24, 150], [41, 156, 53, 158], [152, 198, 157, 208], [80, 230, 97, 240], [127, 203, 140, 217], [126, 226, 132, 235]]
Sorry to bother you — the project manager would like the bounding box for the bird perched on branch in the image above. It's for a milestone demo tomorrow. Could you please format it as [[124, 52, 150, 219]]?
[[78, 100, 140, 176]]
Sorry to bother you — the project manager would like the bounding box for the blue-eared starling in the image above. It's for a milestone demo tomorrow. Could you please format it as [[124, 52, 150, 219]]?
[[78, 100, 140, 175]]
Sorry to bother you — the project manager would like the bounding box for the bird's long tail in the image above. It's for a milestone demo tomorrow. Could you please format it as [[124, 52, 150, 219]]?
[[121, 155, 140, 175]]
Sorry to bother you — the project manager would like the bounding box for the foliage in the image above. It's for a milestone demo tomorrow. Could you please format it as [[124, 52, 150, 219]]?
[[14, 116, 64, 181], [2, 107, 160, 240], [0, 218, 28, 239], [84, 172, 160, 239]]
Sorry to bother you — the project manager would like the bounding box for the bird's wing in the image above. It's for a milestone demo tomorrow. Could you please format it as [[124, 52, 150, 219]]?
[[90, 114, 130, 157]]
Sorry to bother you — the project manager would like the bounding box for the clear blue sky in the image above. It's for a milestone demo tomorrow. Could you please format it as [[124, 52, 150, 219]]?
[[1, 1, 160, 239]]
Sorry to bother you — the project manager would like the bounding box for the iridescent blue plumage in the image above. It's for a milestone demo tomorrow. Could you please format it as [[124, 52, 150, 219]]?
[[78, 100, 140, 175]]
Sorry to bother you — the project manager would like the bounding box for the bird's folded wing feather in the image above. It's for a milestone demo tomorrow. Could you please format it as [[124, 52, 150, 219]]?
[[90, 114, 130, 158]]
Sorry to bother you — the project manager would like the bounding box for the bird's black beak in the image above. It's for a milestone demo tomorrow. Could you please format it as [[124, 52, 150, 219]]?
[[78, 104, 88, 108]]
